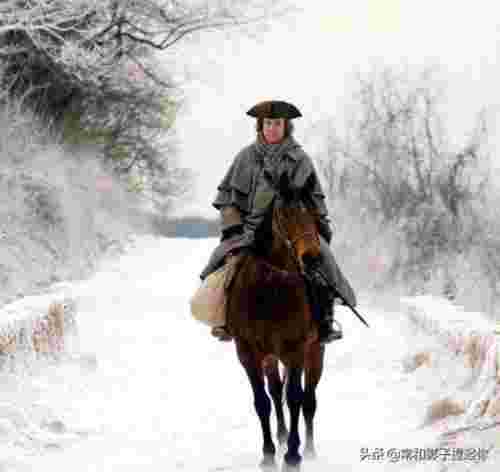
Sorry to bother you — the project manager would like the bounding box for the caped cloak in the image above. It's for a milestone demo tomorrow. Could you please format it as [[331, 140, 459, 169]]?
[[200, 136, 356, 306], [199, 136, 358, 311], [212, 136, 330, 227]]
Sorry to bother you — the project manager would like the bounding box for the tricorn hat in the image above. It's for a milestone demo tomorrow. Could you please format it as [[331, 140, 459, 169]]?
[[246, 100, 302, 119]]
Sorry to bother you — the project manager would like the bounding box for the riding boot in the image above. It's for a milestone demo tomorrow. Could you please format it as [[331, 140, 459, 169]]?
[[211, 325, 233, 342], [317, 292, 343, 344], [303, 258, 343, 345]]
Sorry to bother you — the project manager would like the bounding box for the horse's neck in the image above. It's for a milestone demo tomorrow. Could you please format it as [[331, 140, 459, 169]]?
[[269, 246, 296, 272]]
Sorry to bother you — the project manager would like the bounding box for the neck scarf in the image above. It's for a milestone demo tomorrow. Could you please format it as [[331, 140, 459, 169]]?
[[254, 134, 300, 187], [254, 134, 297, 162]]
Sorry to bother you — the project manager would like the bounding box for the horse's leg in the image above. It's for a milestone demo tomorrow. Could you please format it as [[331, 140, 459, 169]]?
[[303, 343, 325, 460], [236, 340, 276, 469], [264, 359, 288, 446], [283, 366, 304, 468]]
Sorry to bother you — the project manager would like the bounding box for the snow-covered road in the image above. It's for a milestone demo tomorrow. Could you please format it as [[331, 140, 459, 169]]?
[[4, 236, 446, 471]]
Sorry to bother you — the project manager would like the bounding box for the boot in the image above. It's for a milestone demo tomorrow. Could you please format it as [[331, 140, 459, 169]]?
[[317, 300, 343, 344], [303, 258, 343, 345], [211, 325, 233, 342]]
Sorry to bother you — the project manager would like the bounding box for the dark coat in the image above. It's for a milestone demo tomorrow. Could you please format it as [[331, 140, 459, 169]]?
[[212, 137, 330, 222], [200, 137, 329, 275], [199, 136, 357, 307]]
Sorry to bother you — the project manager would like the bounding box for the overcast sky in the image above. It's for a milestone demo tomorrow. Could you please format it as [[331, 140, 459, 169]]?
[[164, 0, 500, 218]]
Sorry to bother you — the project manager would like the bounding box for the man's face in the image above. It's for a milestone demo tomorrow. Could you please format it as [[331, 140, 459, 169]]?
[[263, 118, 285, 144]]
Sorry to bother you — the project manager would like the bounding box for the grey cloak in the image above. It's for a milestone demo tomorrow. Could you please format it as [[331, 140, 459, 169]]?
[[199, 136, 357, 307]]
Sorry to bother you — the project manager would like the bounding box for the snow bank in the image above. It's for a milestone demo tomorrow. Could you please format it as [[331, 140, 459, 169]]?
[[401, 295, 500, 442], [0, 290, 78, 372], [0, 233, 144, 373], [401, 295, 497, 353]]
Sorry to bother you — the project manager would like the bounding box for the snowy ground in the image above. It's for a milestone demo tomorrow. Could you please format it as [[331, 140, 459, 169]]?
[[1, 235, 498, 471]]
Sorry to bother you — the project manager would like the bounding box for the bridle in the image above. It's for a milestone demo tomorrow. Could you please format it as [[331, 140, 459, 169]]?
[[272, 204, 320, 275]]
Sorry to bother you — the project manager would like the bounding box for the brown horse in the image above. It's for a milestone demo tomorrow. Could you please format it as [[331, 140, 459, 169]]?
[[225, 175, 326, 470]]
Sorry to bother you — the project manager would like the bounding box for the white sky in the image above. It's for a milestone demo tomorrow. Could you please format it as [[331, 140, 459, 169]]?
[[165, 0, 500, 218]]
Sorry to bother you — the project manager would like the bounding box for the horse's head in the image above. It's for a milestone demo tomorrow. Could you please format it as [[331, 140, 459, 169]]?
[[254, 173, 322, 273]]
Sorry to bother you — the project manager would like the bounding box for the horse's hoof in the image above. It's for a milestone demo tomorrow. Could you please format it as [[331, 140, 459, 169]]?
[[277, 431, 289, 447], [277, 440, 287, 455], [284, 451, 302, 468], [281, 459, 301, 472], [260, 455, 277, 471], [303, 447, 317, 461]]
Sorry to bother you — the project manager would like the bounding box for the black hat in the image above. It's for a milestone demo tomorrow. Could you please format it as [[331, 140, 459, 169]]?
[[246, 100, 302, 119]]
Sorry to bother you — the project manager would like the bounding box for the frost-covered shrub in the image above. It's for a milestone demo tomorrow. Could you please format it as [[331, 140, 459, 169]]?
[[22, 178, 64, 228], [0, 101, 153, 308]]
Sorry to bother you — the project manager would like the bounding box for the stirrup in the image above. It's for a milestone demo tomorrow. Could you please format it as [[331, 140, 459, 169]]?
[[211, 326, 233, 342]]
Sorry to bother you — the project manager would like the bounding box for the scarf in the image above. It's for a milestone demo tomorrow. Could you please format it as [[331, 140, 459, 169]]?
[[254, 134, 300, 188]]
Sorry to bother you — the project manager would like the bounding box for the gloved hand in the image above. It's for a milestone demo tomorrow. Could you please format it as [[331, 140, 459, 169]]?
[[220, 223, 255, 246], [221, 188, 274, 245], [220, 223, 244, 242], [219, 222, 255, 265], [225, 245, 252, 263]]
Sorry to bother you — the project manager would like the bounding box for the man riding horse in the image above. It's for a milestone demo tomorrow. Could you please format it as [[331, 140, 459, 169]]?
[[200, 100, 357, 344]]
